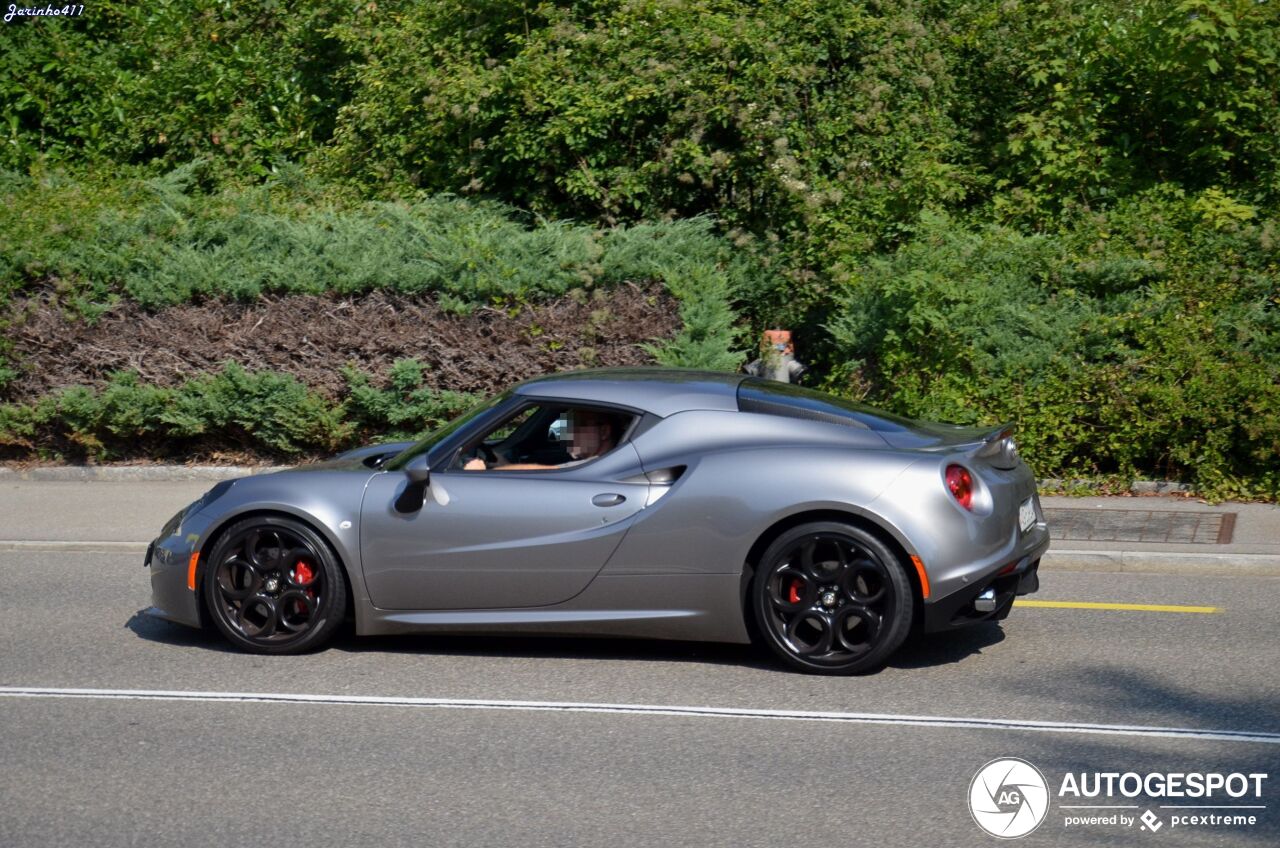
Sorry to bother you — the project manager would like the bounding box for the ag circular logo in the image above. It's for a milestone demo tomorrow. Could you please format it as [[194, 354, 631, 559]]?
[[969, 757, 1050, 839]]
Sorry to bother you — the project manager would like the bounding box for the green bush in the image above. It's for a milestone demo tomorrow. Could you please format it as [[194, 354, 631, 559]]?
[[0, 365, 346, 459], [1, 1, 356, 175], [159, 365, 352, 454], [947, 0, 1280, 220], [602, 220, 750, 371], [0, 166, 746, 368], [343, 359, 481, 443], [4, 1, 1280, 494], [320, 0, 970, 256], [0, 360, 484, 462], [825, 193, 1280, 499]]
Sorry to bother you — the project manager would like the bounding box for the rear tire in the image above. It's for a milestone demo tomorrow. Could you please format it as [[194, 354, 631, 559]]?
[[202, 516, 347, 655], [752, 522, 913, 674]]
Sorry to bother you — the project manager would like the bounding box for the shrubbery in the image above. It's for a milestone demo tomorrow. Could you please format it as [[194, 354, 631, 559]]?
[[0, 166, 749, 368], [2, 1, 1278, 495], [319, 0, 969, 262], [825, 190, 1280, 499], [1, 1, 354, 174], [343, 359, 481, 444], [0, 361, 483, 461], [948, 0, 1280, 221]]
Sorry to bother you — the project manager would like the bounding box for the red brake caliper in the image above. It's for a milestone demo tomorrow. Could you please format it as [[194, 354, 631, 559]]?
[[294, 561, 316, 614], [295, 561, 315, 585], [787, 578, 803, 604]]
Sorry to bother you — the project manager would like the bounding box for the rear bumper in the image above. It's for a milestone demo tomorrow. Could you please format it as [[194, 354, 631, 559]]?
[[921, 535, 1048, 633]]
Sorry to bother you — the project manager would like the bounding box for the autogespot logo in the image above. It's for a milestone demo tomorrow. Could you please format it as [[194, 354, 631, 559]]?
[[969, 757, 1051, 839]]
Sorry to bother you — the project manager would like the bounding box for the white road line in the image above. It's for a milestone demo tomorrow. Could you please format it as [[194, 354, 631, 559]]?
[[2, 686, 1278, 745]]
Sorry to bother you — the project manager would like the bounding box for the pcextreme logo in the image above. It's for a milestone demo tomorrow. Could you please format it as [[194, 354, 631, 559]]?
[[969, 758, 1051, 839]]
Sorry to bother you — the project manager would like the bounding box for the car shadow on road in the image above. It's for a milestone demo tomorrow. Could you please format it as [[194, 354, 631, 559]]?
[[124, 609, 1011, 672], [329, 616, 1012, 672], [889, 623, 1006, 669], [124, 608, 235, 652], [1009, 664, 1280, 736], [330, 630, 785, 671], [123, 608, 776, 667]]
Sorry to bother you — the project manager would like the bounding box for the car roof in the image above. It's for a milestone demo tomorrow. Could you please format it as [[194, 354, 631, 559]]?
[[513, 368, 745, 417]]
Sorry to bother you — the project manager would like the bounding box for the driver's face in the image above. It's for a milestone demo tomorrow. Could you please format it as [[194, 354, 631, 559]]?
[[567, 413, 612, 458]]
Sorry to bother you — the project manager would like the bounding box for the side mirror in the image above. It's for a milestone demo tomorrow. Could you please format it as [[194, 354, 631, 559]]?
[[394, 464, 432, 513]]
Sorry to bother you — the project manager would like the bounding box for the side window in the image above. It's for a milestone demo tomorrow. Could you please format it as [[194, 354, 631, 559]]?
[[457, 404, 634, 472]]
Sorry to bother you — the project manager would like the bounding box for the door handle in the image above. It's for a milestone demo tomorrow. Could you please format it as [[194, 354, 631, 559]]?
[[592, 493, 626, 507]]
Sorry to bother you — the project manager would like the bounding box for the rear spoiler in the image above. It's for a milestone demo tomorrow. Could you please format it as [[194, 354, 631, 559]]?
[[971, 423, 1019, 468], [981, 423, 1014, 445]]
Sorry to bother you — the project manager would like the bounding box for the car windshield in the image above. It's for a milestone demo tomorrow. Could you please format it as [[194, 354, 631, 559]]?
[[383, 392, 511, 470]]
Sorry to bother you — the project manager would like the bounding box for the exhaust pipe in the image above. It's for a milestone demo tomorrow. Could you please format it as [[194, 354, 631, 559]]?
[[973, 587, 997, 613]]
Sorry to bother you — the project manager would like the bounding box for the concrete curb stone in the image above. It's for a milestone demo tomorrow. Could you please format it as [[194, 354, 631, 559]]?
[[1, 465, 288, 482], [1038, 477, 1195, 495], [0, 541, 149, 553]]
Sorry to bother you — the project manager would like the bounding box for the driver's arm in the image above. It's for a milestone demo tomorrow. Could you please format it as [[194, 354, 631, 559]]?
[[464, 457, 556, 471]]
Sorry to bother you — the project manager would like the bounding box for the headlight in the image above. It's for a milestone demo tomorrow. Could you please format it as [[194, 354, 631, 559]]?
[[161, 480, 235, 538], [160, 509, 185, 538], [192, 480, 235, 514]]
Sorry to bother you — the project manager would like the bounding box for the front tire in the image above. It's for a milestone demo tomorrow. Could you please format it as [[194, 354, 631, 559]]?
[[752, 522, 913, 674], [203, 516, 347, 655]]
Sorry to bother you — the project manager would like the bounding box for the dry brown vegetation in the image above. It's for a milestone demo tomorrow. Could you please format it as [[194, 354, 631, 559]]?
[[4, 283, 680, 402]]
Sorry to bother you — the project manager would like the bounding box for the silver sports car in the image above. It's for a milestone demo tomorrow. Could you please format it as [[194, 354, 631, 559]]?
[[146, 368, 1049, 674]]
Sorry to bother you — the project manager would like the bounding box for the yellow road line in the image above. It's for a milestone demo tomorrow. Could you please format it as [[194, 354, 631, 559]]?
[[1014, 600, 1222, 614]]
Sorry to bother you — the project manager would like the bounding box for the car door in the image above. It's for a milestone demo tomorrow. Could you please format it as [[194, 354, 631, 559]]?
[[358, 442, 651, 610]]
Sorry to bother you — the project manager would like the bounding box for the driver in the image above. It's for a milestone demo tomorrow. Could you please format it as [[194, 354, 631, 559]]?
[[464, 409, 619, 471]]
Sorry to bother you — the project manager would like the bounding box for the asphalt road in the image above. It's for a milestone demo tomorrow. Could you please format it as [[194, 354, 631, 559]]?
[[2, 533, 1278, 847]]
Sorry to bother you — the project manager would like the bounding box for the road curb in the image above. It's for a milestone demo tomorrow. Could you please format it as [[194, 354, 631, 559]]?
[[0, 465, 286, 482], [0, 541, 150, 553], [1038, 478, 1196, 496], [1043, 549, 1280, 577]]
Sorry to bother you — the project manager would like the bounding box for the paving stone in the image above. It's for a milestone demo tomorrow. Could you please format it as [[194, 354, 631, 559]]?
[[1043, 508, 1234, 545]]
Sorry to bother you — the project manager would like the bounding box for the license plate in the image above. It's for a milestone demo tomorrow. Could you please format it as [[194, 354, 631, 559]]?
[[1019, 498, 1037, 532]]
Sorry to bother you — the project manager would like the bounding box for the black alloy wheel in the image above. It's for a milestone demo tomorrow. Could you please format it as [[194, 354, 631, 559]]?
[[203, 516, 347, 654], [752, 522, 912, 674]]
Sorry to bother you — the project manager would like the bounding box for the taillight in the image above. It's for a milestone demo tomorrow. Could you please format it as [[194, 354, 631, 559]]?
[[946, 464, 973, 511]]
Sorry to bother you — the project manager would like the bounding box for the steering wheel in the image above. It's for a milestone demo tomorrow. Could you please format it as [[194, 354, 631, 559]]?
[[473, 443, 498, 464]]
